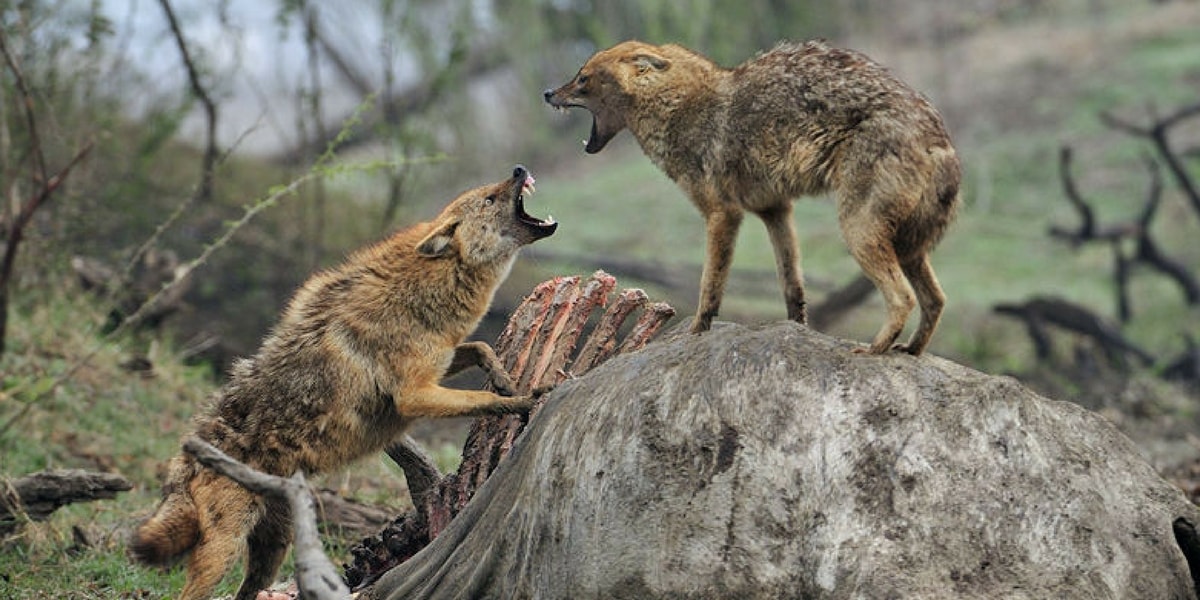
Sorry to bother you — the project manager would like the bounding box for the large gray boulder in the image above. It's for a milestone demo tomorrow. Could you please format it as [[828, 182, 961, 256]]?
[[363, 321, 1200, 599]]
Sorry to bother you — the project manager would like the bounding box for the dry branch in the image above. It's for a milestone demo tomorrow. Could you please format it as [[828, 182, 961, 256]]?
[[0, 29, 95, 357], [1048, 146, 1097, 243], [1163, 334, 1200, 387], [808, 274, 876, 331], [1131, 155, 1200, 304], [157, 0, 219, 204], [1100, 102, 1200, 220], [0, 470, 131, 537], [382, 434, 441, 525], [182, 437, 350, 600], [1050, 144, 1199, 321], [278, 34, 507, 164], [993, 296, 1155, 368]]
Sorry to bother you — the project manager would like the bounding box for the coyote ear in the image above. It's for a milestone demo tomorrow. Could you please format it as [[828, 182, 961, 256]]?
[[416, 220, 458, 258], [632, 53, 670, 73]]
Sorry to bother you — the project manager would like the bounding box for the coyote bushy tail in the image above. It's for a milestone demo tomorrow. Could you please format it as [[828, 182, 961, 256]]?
[[130, 456, 200, 566]]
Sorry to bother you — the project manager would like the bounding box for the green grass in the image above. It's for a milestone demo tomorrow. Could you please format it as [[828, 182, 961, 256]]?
[[0, 286, 408, 598], [0, 285, 239, 598]]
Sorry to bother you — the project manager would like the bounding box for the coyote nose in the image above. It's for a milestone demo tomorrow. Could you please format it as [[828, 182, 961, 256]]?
[[542, 89, 554, 103], [513, 165, 528, 180]]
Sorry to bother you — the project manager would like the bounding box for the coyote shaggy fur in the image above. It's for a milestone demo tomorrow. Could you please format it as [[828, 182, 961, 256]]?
[[130, 166, 557, 600], [545, 40, 960, 354]]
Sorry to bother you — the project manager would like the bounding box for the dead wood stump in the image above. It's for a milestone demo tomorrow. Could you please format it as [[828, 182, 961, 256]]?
[[345, 271, 675, 589]]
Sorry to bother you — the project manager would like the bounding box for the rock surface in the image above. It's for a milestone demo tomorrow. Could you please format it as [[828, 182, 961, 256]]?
[[363, 321, 1200, 599]]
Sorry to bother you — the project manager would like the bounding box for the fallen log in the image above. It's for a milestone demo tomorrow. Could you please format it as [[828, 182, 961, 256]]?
[[0, 469, 131, 536], [994, 295, 1155, 367]]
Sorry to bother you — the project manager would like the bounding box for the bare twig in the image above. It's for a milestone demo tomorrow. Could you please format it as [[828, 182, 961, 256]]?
[[383, 435, 441, 522], [122, 119, 260, 284], [1112, 240, 1132, 323], [277, 37, 509, 164], [0, 30, 46, 184], [1163, 334, 1200, 385], [1048, 145, 1095, 243], [1048, 144, 1138, 245], [312, 15, 373, 98], [183, 437, 350, 600], [302, 2, 328, 267], [1132, 155, 1200, 305], [1047, 143, 1199, 323], [0, 29, 96, 357], [1100, 102, 1200, 219], [156, 0, 219, 204], [0, 143, 93, 302]]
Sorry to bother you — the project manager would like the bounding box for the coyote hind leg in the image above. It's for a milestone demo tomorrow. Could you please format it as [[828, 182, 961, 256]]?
[[844, 222, 916, 355], [178, 474, 262, 600], [895, 253, 945, 356]]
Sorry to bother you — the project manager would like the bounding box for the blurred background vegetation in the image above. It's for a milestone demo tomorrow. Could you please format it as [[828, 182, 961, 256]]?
[[1, 0, 1198, 596]]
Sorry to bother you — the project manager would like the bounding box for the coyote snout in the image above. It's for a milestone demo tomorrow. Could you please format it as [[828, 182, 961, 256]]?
[[546, 40, 960, 355], [131, 165, 556, 600]]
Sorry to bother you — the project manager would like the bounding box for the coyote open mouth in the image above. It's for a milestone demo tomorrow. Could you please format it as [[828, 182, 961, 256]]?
[[512, 166, 557, 238]]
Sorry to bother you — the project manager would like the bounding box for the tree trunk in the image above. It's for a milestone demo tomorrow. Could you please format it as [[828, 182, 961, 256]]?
[[361, 321, 1200, 599]]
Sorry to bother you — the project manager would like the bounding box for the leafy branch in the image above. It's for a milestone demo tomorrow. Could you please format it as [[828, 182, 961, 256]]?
[[0, 28, 95, 357]]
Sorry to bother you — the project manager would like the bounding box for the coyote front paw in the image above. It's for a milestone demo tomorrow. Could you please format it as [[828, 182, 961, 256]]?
[[509, 395, 537, 413], [490, 371, 518, 397]]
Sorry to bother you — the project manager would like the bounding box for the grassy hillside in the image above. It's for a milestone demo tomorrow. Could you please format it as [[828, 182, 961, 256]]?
[[0, 287, 435, 598], [0, 287, 207, 597]]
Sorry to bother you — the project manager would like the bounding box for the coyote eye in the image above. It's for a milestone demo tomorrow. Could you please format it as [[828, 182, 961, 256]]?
[[484, 195, 496, 206], [577, 74, 589, 86]]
